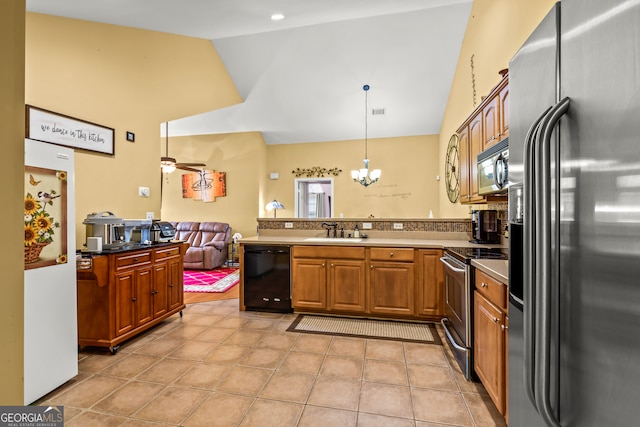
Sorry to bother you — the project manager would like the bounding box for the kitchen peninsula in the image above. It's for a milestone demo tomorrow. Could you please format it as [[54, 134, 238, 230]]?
[[238, 217, 508, 321], [76, 241, 188, 354]]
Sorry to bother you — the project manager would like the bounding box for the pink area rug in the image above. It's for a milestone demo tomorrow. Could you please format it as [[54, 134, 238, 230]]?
[[183, 268, 240, 293]]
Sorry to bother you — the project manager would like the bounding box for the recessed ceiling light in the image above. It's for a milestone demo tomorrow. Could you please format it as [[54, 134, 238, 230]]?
[[271, 13, 285, 21]]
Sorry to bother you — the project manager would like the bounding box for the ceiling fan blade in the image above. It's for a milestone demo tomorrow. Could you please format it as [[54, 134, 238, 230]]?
[[175, 162, 206, 167], [176, 165, 202, 172]]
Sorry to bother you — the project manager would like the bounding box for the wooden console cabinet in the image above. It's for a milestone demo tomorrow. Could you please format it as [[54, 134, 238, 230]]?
[[76, 242, 187, 354]]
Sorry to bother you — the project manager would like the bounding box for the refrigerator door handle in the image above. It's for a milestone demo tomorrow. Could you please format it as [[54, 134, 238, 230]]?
[[523, 105, 552, 410], [535, 96, 570, 427]]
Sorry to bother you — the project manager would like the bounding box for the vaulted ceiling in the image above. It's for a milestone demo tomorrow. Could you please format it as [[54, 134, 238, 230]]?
[[26, 0, 473, 144]]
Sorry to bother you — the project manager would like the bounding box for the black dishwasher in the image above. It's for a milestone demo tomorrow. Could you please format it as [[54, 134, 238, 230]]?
[[243, 245, 292, 313]]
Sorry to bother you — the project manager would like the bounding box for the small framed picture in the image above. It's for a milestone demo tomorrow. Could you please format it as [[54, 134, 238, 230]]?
[[126, 131, 135, 142]]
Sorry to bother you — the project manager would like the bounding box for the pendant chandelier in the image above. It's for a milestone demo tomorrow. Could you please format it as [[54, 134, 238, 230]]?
[[351, 84, 381, 187]]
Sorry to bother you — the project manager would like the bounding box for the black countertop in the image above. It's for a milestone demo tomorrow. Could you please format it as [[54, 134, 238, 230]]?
[[77, 240, 184, 256]]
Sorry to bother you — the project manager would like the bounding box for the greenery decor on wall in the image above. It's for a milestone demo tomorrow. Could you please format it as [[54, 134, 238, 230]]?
[[292, 166, 342, 178]]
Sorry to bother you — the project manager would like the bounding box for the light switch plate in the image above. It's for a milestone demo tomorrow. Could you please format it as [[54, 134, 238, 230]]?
[[393, 223, 403, 230], [362, 222, 372, 230]]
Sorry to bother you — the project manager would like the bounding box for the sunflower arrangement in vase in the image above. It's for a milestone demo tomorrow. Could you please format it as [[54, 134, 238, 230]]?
[[24, 175, 63, 264]]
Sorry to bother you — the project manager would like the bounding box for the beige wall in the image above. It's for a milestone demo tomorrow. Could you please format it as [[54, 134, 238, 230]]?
[[1, 0, 26, 405], [266, 135, 440, 219], [160, 132, 267, 237], [25, 13, 242, 247], [438, 0, 557, 218]]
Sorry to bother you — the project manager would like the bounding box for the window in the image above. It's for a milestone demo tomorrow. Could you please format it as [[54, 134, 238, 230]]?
[[294, 178, 334, 218]]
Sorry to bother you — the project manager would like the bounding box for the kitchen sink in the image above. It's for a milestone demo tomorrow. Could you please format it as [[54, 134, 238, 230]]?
[[304, 237, 363, 243]]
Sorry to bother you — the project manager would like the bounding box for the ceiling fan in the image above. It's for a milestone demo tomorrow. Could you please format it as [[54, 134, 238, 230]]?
[[160, 122, 205, 173]]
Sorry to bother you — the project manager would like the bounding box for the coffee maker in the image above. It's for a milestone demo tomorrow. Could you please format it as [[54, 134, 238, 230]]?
[[470, 209, 499, 244]]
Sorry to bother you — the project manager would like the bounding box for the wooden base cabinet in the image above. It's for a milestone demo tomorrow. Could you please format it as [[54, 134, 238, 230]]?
[[77, 243, 187, 354], [292, 246, 366, 313], [290, 245, 444, 320], [416, 249, 444, 317], [369, 248, 415, 316], [473, 269, 508, 417]]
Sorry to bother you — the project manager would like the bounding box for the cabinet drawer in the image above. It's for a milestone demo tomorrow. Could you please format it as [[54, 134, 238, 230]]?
[[155, 246, 181, 260], [475, 269, 507, 310], [369, 247, 414, 262], [115, 251, 152, 269], [293, 245, 365, 260]]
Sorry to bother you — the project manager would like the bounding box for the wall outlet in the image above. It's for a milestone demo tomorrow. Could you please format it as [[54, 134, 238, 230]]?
[[138, 186, 150, 197], [393, 223, 404, 230], [146, 212, 154, 220], [284, 222, 294, 229], [362, 222, 373, 230]]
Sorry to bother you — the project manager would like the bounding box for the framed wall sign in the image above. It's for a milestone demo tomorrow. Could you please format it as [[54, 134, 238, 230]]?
[[26, 105, 115, 155]]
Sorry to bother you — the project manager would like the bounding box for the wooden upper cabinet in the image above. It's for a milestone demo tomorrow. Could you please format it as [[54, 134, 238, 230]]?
[[483, 96, 500, 150], [483, 75, 509, 150], [458, 125, 471, 202], [456, 72, 509, 204], [458, 112, 484, 204], [499, 82, 509, 141], [468, 113, 484, 204]]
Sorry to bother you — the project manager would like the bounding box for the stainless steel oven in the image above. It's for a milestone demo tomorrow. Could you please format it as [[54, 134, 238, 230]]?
[[440, 251, 473, 379], [440, 246, 509, 380]]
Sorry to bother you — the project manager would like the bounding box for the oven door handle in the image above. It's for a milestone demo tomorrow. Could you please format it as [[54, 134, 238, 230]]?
[[440, 319, 467, 352], [439, 257, 466, 273]]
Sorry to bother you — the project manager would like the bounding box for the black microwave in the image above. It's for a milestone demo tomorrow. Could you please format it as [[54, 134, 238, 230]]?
[[477, 138, 508, 195]]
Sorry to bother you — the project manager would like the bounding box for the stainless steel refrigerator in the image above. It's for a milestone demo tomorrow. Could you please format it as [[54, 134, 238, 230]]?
[[508, 1, 640, 425]]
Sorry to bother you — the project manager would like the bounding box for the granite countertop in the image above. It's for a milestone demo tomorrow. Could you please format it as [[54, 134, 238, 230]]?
[[239, 235, 504, 250], [240, 235, 510, 285], [77, 240, 185, 256]]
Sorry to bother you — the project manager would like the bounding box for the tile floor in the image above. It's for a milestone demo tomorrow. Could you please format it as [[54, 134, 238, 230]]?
[[37, 299, 507, 426]]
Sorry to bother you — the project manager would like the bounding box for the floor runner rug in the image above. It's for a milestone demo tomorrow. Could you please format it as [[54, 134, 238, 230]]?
[[287, 314, 442, 345], [183, 268, 239, 293]]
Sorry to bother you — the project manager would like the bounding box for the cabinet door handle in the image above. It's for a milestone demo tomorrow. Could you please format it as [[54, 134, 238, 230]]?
[[389, 252, 394, 257], [132, 297, 137, 302], [481, 282, 488, 288], [133, 258, 138, 262], [493, 317, 499, 323], [322, 263, 325, 267], [501, 324, 508, 331], [331, 263, 334, 267]]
